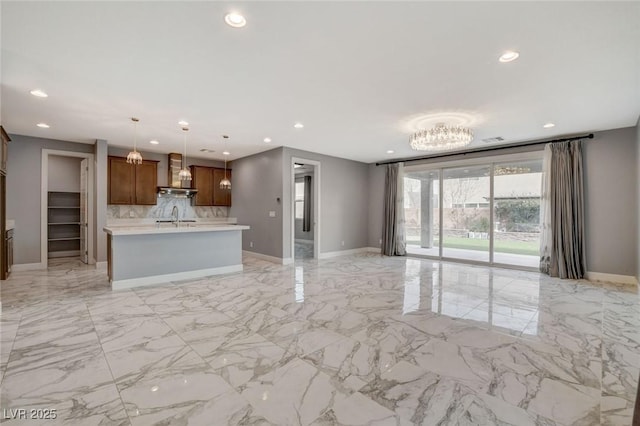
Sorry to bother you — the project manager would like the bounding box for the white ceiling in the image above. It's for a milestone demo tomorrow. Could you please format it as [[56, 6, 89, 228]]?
[[2, 1, 639, 163]]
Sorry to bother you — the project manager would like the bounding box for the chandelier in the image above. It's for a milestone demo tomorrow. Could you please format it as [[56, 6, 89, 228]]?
[[126, 117, 143, 164], [410, 123, 473, 151], [178, 127, 192, 181]]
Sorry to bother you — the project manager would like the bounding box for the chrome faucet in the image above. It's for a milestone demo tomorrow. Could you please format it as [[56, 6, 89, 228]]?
[[171, 205, 180, 227]]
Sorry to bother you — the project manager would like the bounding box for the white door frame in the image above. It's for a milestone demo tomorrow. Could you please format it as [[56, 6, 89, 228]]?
[[41, 149, 95, 268], [291, 157, 321, 259]]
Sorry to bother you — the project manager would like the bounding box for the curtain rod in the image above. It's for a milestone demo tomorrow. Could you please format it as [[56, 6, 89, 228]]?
[[375, 133, 594, 166]]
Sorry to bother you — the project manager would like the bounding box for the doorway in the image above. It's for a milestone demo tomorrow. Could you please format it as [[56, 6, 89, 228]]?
[[41, 150, 94, 268], [291, 157, 320, 260]]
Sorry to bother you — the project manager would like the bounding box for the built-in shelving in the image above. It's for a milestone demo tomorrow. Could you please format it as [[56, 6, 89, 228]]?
[[48, 192, 81, 258]]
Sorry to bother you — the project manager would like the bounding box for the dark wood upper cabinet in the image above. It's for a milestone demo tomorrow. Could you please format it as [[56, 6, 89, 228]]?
[[213, 168, 232, 206], [190, 165, 214, 206], [188, 165, 232, 206], [108, 156, 158, 205], [108, 157, 134, 204], [1, 126, 10, 175], [134, 161, 158, 205]]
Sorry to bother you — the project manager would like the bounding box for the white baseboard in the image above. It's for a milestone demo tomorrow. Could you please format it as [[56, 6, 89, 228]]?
[[586, 271, 638, 286], [243, 250, 292, 265], [111, 264, 243, 290], [95, 261, 108, 270], [12, 262, 47, 272], [319, 247, 380, 259]]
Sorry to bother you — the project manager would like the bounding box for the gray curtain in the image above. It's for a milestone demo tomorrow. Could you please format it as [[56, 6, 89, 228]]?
[[539, 140, 586, 279], [382, 163, 406, 256], [303, 175, 311, 232]]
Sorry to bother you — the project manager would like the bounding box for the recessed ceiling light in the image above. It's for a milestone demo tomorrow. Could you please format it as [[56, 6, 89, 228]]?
[[264, 137, 272, 143], [293, 122, 304, 129], [36, 122, 50, 128], [499, 51, 520, 63], [178, 120, 189, 126], [543, 122, 555, 128], [30, 89, 48, 98], [149, 140, 159, 145], [222, 151, 230, 156], [387, 150, 395, 154], [225, 13, 246, 28]]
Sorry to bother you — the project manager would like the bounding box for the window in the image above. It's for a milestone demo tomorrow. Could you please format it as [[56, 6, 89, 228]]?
[[295, 181, 305, 219], [403, 155, 543, 269]]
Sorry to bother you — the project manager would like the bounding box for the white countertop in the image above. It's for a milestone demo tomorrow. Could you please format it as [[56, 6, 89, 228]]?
[[104, 223, 249, 236]]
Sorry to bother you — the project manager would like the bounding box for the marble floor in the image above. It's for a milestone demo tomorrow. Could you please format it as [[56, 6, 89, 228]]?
[[0, 253, 639, 425], [295, 241, 314, 259]]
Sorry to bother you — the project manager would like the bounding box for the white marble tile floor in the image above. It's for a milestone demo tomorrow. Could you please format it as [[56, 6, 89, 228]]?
[[0, 253, 639, 425]]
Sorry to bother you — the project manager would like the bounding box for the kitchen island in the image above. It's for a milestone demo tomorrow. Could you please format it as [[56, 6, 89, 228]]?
[[104, 223, 249, 290]]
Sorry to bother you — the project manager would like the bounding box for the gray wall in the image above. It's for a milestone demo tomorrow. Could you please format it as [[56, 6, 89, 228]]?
[[95, 139, 108, 263], [584, 127, 637, 276], [229, 147, 284, 258], [107, 147, 225, 188], [282, 147, 369, 258], [367, 163, 385, 249], [294, 172, 314, 241], [7, 134, 94, 264], [48, 155, 81, 192]]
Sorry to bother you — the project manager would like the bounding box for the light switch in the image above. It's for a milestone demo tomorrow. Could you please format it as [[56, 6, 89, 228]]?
[[269, 211, 276, 217]]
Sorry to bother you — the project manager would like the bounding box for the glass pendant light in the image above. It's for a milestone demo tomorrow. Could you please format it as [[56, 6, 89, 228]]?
[[126, 117, 143, 164], [220, 136, 231, 189], [178, 127, 192, 181]]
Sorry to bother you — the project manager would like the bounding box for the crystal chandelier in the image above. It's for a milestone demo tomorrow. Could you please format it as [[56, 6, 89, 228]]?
[[409, 122, 473, 151], [179, 127, 192, 181], [220, 136, 231, 189], [126, 117, 143, 164]]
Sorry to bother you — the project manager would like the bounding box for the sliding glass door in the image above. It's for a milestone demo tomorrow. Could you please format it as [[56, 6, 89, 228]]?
[[403, 154, 542, 269], [492, 160, 542, 268], [442, 165, 491, 263], [404, 170, 440, 257]]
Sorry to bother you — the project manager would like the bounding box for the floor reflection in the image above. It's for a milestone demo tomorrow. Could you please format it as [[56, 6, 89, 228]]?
[[403, 261, 541, 335], [295, 266, 305, 303]]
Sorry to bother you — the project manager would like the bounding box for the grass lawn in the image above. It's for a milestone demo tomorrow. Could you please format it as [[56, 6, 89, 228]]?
[[407, 236, 539, 256]]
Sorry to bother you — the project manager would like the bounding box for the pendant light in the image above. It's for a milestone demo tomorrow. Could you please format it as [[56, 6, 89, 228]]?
[[178, 127, 192, 181], [126, 117, 143, 164], [220, 135, 231, 189]]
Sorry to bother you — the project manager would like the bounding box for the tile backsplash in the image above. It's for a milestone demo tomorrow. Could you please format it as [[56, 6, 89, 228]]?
[[108, 197, 228, 220]]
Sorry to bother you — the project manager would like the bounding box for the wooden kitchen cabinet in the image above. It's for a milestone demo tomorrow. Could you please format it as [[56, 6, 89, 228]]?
[[189, 165, 231, 206], [213, 168, 232, 206], [108, 156, 158, 205], [135, 160, 158, 205], [1, 126, 10, 175], [190, 166, 214, 206]]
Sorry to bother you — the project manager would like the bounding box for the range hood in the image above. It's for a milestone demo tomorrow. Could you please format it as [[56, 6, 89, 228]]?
[[157, 187, 198, 198], [157, 153, 197, 198]]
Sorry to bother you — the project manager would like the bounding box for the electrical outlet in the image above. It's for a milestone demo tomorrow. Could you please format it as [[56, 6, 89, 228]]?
[[129, 211, 135, 218], [379, 238, 382, 244], [269, 211, 276, 217], [250, 241, 254, 248], [341, 240, 345, 247]]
